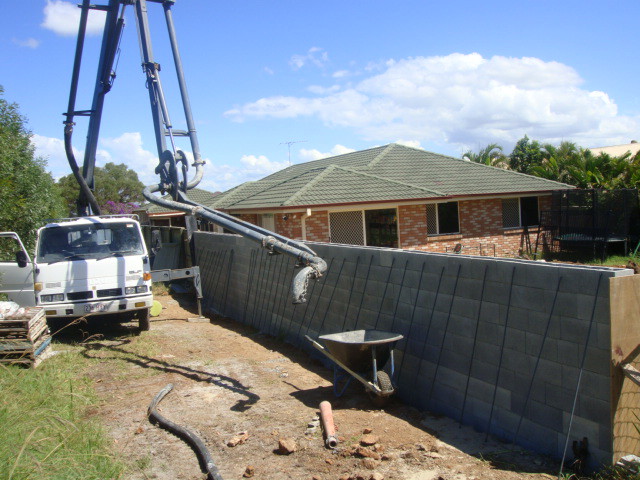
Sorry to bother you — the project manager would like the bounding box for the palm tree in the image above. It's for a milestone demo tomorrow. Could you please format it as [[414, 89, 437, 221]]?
[[463, 143, 509, 168]]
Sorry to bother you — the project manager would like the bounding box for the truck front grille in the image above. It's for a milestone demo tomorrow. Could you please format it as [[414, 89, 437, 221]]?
[[97, 288, 122, 298], [67, 291, 93, 301]]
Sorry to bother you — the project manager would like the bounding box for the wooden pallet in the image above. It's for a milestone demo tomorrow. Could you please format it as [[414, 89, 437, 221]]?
[[0, 308, 51, 367]]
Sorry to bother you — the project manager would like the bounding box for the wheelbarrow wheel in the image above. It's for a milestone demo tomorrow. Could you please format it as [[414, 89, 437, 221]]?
[[368, 371, 393, 407], [375, 371, 393, 393]]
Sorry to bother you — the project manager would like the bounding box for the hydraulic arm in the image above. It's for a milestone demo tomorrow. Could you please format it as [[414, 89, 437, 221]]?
[[63, 0, 326, 303]]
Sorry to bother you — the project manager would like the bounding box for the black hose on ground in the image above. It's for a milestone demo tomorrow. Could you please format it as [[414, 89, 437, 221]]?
[[147, 384, 224, 480]]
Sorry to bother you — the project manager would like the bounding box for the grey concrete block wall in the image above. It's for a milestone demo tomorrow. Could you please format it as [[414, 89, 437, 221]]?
[[193, 232, 634, 469]]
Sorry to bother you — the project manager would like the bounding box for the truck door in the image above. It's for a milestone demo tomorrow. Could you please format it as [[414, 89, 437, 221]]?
[[0, 232, 35, 306]]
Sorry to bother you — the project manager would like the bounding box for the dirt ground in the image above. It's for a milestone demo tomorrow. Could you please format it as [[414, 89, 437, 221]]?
[[60, 293, 563, 480]]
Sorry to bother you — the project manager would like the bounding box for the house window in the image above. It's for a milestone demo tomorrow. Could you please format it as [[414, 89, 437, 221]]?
[[329, 211, 365, 245], [502, 196, 539, 228], [365, 209, 398, 248], [329, 209, 399, 247], [426, 202, 460, 235]]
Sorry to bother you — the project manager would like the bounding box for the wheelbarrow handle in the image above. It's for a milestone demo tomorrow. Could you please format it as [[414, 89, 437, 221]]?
[[305, 335, 383, 395]]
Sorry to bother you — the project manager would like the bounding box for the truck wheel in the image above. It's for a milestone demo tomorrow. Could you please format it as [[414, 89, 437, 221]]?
[[138, 308, 151, 332]]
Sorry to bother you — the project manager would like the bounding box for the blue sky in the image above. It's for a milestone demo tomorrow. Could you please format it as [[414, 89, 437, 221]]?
[[2, 1, 640, 193]]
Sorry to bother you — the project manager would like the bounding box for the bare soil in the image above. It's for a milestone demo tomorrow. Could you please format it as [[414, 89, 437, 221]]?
[[59, 293, 562, 480]]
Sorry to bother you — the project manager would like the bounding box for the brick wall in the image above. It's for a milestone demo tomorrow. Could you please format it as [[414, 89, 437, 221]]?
[[232, 195, 553, 258], [398, 196, 551, 257], [305, 210, 330, 242]]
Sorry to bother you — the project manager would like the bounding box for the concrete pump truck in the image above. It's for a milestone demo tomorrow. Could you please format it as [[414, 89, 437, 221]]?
[[0, 0, 326, 331]]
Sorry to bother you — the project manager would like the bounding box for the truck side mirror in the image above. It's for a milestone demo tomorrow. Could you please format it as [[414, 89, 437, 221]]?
[[15, 250, 28, 268]]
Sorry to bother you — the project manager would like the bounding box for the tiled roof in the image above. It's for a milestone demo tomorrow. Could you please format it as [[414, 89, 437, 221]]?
[[145, 187, 220, 214], [211, 143, 572, 210]]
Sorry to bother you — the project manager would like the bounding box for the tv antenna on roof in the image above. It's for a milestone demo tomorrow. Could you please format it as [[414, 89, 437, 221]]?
[[281, 140, 307, 166]]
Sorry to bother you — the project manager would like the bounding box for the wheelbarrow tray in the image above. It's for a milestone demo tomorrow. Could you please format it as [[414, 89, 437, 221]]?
[[318, 329, 403, 373]]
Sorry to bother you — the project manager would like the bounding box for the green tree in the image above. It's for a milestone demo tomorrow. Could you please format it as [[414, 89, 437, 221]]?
[[529, 141, 581, 185], [508, 135, 544, 174], [462, 143, 509, 168], [0, 86, 65, 252], [57, 162, 145, 216]]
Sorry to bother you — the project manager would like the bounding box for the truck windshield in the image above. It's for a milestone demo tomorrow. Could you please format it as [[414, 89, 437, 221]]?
[[37, 222, 145, 263]]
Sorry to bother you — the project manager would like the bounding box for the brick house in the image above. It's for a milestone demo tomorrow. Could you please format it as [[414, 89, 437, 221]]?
[[209, 144, 572, 257]]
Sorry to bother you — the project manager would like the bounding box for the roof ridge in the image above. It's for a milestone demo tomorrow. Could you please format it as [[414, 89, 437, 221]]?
[[365, 143, 396, 168], [284, 165, 338, 206], [337, 165, 446, 196], [223, 168, 327, 208], [210, 180, 256, 207]]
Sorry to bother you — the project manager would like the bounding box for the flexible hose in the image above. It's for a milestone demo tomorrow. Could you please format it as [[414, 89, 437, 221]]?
[[143, 182, 328, 304], [147, 384, 224, 480]]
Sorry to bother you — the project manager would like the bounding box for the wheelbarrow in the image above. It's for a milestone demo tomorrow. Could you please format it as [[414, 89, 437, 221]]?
[[305, 329, 403, 402]]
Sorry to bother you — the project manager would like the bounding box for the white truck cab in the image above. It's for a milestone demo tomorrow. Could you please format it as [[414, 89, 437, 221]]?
[[0, 215, 153, 330]]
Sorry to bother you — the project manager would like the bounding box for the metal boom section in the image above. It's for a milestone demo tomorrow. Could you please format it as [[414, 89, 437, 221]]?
[[63, 0, 326, 303]]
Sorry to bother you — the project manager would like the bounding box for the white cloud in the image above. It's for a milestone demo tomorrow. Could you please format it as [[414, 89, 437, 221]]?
[[289, 47, 329, 70], [395, 140, 423, 150], [198, 154, 288, 192], [42, 0, 106, 37], [31, 134, 72, 179], [240, 154, 288, 174], [307, 84, 341, 95], [12, 37, 40, 49], [299, 144, 356, 162], [99, 132, 158, 184], [226, 53, 640, 151]]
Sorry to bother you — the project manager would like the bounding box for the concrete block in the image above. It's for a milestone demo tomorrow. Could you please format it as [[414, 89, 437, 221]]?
[[556, 339, 580, 367], [483, 280, 512, 306], [429, 382, 463, 417], [469, 357, 500, 383], [577, 395, 610, 425], [562, 413, 600, 447], [456, 277, 484, 301], [559, 316, 591, 343], [485, 261, 517, 283], [534, 336, 558, 363], [534, 358, 562, 387], [578, 370, 611, 402], [476, 321, 504, 345], [439, 347, 472, 374], [524, 331, 544, 356], [492, 406, 519, 438], [506, 307, 528, 331], [583, 346, 611, 375], [460, 397, 491, 428], [433, 365, 468, 392], [544, 382, 575, 412], [504, 328, 526, 353], [451, 296, 480, 320], [514, 263, 561, 290], [525, 399, 563, 432], [478, 301, 501, 325], [555, 293, 579, 318], [516, 419, 558, 456], [472, 341, 501, 367]]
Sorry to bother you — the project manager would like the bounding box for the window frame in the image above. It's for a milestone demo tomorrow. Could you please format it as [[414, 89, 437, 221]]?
[[502, 196, 540, 229], [426, 201, 460, 236]]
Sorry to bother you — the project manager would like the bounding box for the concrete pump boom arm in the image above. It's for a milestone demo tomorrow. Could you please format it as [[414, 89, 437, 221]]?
[[62, 0, 326, 303]]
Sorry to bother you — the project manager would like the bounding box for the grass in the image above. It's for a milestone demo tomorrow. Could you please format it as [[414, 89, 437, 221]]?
[[0, 353, 125, 480]]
